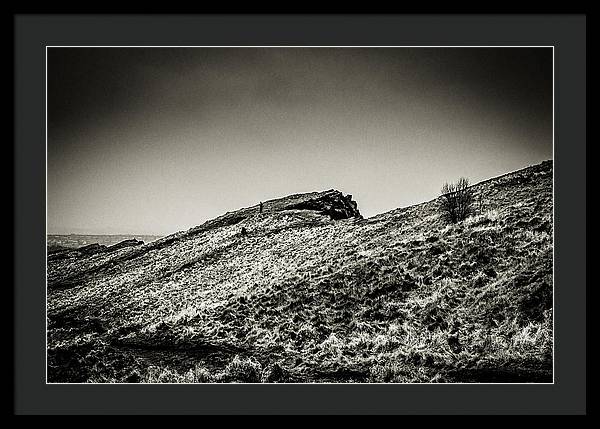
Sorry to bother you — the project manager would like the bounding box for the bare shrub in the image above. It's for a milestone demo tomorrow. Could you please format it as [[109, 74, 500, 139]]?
[[439, 178, 475, 224]]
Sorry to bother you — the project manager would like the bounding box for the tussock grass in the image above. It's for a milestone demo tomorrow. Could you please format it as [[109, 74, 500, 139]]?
[[47, 161, 553, 383]]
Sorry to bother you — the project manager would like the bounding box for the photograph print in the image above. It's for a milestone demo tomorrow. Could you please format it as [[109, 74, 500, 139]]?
[[47, 47, 553, 383]]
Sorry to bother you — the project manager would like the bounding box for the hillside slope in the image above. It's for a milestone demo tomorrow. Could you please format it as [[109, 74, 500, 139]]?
[[47, 161, 553, 383]]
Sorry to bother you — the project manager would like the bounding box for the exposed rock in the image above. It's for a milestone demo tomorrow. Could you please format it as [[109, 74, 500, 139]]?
[[78, 243, 107, 255], [284, 190, 361, 220], [107, 239, 144, 252]]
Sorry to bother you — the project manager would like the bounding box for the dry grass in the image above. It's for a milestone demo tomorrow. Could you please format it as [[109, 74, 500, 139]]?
[[47, 160, 553, 383]]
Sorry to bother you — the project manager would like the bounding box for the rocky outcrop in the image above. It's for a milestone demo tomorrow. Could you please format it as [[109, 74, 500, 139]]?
[[108, 239, 144, 252], [78, 243, 108, 255], [285, 190, 361, 220], [188, 189, 361, 235]]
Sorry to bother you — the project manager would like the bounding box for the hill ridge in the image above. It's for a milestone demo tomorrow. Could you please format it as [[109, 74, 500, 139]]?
[[47, 160, 553, 383]]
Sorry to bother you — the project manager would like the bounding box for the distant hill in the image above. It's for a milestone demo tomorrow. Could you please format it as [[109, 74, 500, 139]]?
[[47, 234, 163, 250], [47, 161, 553, 383]]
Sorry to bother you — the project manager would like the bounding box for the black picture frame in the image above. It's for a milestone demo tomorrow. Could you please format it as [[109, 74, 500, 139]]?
[[14, 14, 586, 415]]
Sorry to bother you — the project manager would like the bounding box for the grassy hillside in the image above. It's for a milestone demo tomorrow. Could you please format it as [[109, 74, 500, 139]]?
[[47, 161, 553, 383]]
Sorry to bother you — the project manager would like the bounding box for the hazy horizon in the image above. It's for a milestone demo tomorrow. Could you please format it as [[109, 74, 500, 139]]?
[[48, 47, 552, 236]]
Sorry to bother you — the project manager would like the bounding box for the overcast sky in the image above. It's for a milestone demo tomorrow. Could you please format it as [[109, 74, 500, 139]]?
[[47, 47, 552, 236]]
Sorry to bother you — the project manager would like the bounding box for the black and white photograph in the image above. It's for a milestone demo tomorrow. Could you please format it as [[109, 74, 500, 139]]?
[[46, 46, 554, 384]]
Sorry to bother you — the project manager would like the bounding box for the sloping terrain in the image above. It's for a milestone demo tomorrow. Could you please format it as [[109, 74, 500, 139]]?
[[47, 161, 553, 383]]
